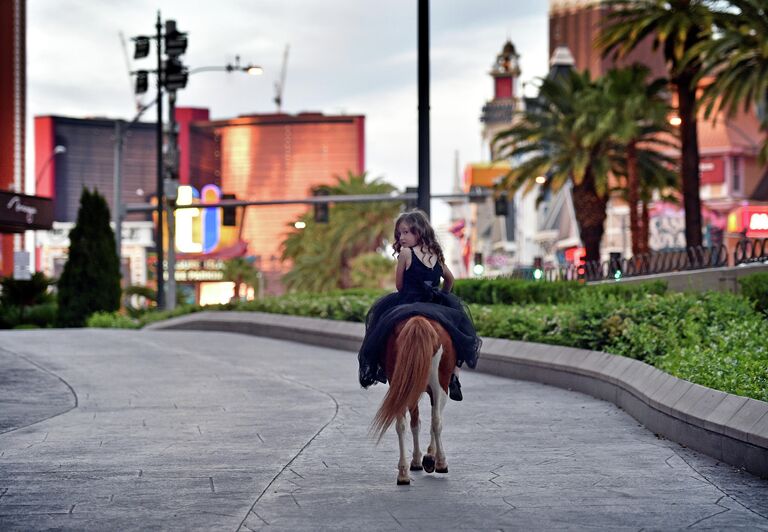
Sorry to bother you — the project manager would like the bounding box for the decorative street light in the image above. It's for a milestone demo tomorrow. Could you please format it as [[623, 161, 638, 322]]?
[[35, 145, 66, 191]]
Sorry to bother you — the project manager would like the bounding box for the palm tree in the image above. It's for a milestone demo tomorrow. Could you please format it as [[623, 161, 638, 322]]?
[[692, 0, 768, 162], [222, 257, 261, 300], [599, 65, 678, 255], [494, 70, 614, 263], [281, 172, 401, 292], [597, 0, 715, 249]]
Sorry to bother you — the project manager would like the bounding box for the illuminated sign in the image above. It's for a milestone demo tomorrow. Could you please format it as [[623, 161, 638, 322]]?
[[726, 206, 768, 237], [175, 184, 222, 253], [750, 213, 768, 231]]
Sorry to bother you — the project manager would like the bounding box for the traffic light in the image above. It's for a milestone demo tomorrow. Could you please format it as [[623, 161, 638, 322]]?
[[164, 20, 188, 57], [609, 252, 622, 280], [134, 36, 150, 59], [222, 194, 237, 226], [533, 256, 543, 280], [313, 187, 329, 223], [163, 58, 188, 90], [135, 70, 148, 94], [473, 252, 485, 276], [494, 192, 509, 217]]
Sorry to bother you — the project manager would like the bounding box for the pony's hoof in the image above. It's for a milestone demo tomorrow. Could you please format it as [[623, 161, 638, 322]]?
[[410, 464, 423, 471], [436, 466, 448, 474], [422, 455, 436, 473], [397, 478, 411, 485]]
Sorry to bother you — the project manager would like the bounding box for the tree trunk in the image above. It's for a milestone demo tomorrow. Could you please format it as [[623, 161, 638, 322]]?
[[626, 141, 641, 256], [641, 198, 650, 254], [676, 71, 703, 248], [571, 174, 608, 263]]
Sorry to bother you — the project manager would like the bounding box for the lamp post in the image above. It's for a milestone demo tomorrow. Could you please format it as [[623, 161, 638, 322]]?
[[34, 145, 66, 192], [30, 145, 66, 268]]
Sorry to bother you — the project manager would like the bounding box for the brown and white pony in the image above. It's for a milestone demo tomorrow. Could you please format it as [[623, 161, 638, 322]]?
[[370, 316, 456, 485]]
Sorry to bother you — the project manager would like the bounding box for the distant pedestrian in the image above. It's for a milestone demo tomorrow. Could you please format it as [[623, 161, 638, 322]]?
[[357, 209, 480, 401]]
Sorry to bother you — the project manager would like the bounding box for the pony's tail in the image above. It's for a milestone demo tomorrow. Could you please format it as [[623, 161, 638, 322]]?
[[370, 317, 438, 443]]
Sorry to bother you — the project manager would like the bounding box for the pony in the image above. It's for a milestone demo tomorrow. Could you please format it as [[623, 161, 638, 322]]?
[[369, 316, 457, 485]]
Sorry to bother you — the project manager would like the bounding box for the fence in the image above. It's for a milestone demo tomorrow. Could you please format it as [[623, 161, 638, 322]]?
[[510, 238, 768, 282]]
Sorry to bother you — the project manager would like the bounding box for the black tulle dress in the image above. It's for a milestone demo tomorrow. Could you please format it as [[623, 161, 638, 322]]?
[[358, 249, 481, 388]]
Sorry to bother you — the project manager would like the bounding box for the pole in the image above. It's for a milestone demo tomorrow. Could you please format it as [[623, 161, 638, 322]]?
[[166, 89, 178, 311], [113, 120, 124, 274], [155, 10, 165, 309], [417, 0, 430, 217]]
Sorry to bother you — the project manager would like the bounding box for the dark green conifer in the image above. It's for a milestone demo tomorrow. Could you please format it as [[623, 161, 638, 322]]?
[[57, 188, 121, 326]]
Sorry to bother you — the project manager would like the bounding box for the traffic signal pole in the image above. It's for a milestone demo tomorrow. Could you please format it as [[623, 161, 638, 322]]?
[[155, 10, 165, 309], [166, 89, 178, 310], [417, 0, 430, 217]]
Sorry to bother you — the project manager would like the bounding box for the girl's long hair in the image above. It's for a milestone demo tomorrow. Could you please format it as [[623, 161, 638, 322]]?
[[392, 210, 445, 265]]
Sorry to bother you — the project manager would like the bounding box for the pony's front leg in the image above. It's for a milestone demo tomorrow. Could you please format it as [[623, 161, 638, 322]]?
[[395, 415, 410, 485], [409, 405, 423, 471]]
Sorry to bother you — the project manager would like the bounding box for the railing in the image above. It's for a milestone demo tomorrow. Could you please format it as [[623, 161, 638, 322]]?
[[735, 238, 768, 265], [508, 239, 768, 283]]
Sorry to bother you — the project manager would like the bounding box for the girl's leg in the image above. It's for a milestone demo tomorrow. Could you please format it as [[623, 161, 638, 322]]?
[[449, 366, 462, 401]]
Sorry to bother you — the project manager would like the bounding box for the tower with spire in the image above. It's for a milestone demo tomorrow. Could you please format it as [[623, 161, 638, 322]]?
[[481, 39, 520, 159]]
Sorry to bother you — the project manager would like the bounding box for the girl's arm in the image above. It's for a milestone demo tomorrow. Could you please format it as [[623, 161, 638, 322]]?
[[442, 262, 454, 292], [395, 247, 412, 291]]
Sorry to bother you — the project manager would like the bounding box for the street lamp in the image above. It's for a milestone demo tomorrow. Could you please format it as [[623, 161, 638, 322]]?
[[189, 56, 263, 76], [35, 145, 66, 191], [29, 145, 66, 271]]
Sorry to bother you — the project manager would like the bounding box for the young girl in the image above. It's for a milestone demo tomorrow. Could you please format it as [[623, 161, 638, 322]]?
[[357, 210, 481, 401]]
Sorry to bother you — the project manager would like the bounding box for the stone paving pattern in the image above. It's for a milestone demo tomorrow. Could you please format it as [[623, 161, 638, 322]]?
[[0, 329, 766, 531]]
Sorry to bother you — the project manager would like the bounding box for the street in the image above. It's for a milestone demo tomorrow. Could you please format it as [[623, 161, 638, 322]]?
[[1, 329, 766, 531]]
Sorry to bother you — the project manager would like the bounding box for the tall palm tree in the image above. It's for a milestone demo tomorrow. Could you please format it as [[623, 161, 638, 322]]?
[[494, 70, 614, 263], [597, 0, 716, 249], [599, 65, 678, 255], [692, 0, 768, 162], [281, 172, 401, 292]]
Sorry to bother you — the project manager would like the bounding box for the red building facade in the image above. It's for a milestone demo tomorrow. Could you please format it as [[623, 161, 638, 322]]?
[[185, 112, 365, 293], [34, 110, 365, 297], [0, 0, 26, 275]]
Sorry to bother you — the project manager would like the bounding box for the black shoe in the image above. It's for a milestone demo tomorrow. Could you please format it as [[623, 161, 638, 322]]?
[[449, 374, 463, 401]]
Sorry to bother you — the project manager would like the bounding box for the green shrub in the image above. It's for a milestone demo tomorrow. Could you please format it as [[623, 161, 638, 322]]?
[[453, 278, 666, 306], [87, 311, 140, 329], [739, 271, 768, 315], [23, 303, 58, 328]]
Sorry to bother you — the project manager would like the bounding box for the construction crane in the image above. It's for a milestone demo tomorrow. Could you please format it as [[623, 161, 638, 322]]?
[[274, 44, 290, 112]]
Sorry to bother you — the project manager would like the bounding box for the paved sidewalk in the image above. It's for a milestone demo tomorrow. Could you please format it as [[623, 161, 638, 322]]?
[[0, 329, 766, 531]]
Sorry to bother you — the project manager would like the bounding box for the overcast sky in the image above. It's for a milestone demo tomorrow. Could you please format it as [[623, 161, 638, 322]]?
[[26, 0, 550, 225]]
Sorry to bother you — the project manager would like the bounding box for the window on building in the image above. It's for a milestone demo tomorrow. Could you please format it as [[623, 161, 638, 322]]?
[[732, 156, 741, 193]]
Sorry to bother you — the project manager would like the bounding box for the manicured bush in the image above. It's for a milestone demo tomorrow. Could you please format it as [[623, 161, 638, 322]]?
[[87, 311, 140, 329], [453, 277, 666, 305], [0, 272, 55, 326], [739, 271, 768, 315], [57, 188, 121, 327]]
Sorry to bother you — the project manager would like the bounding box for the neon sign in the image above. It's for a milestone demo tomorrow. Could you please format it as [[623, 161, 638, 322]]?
[[750, 213, 768, 231], [727, 206, 768, 237], [175, 184, 222, 253]]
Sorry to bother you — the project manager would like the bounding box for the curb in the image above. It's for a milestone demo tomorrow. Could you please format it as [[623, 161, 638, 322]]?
[[147, 311, 768, 478]]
